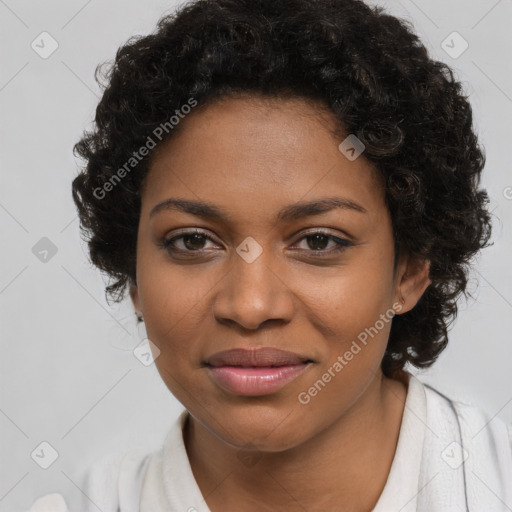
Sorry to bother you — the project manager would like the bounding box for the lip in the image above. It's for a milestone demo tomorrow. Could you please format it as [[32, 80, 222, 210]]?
[[204, 347, 313, 396], [205, 347, 312, 367]]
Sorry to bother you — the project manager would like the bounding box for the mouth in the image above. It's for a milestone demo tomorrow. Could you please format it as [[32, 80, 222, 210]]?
[[204, 347, 312, 367], [204, 347, 314, 396]]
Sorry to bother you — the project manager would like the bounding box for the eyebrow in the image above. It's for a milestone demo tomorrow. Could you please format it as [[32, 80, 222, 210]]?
[[149, 196, 367, 222]]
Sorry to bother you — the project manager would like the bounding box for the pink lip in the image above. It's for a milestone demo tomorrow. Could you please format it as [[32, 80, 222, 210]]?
[[207, 363, 311, 396], [204, 347, 314, 396], [205, 347, 311, 367]]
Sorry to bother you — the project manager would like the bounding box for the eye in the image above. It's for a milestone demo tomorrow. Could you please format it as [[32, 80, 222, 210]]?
[[161, 229, 218, 253], [290, 230, 353, 256]]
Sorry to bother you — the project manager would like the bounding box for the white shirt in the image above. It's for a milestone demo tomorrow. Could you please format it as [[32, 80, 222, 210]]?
[[30, 373, 512, 511]]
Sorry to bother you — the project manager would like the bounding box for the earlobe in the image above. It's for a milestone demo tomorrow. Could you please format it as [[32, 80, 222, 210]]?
[[129, 282, 142, 318], [395, 259, 432, 314]]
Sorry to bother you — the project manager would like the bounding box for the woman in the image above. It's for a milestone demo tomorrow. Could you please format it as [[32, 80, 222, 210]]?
[[30, 0, 512, 510]]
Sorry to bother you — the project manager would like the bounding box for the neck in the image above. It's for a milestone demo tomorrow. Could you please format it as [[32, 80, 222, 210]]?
[[183, 370, 409, 512]]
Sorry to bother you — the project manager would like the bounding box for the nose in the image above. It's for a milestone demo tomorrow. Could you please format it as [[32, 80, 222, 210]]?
[[212, 249, 295, 331]]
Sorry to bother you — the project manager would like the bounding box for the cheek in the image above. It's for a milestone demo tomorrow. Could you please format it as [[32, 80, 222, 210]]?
[[296, 274, 395, 422], [294, 252, 395, 392], [299, 257, 394, 339], [136, 251, 216, 363], [139, 267, 211, 405]]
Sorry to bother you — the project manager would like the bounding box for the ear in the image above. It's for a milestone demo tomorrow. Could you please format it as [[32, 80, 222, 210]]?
[[394, 256, 432, 315], [129, 281, 142, 318]]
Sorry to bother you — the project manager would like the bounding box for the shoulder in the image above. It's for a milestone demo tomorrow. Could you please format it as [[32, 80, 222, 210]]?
[[418, 377, 512, 506], [29, 411, 188, 512], [449, 392, 512, 471], [422, 380, 511, 453], [29, 493, 70, 512], [83, 447, 153, 512], [28, 448, 153, 512]]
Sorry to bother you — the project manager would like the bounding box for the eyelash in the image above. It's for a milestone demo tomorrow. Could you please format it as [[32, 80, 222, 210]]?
[[159, 228, 353, 258]]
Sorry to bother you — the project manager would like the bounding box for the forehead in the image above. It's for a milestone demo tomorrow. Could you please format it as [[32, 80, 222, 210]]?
[[141, 95, 386, 221]]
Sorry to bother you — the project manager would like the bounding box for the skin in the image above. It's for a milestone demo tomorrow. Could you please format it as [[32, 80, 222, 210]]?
[[130, 94, 431, 512]]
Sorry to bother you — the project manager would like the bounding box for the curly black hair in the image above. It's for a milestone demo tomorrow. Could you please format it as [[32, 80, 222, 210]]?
[[71, 0, 493, 378]]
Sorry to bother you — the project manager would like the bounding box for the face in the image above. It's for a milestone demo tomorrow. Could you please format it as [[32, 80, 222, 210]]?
[[131, 95, 426, 452]]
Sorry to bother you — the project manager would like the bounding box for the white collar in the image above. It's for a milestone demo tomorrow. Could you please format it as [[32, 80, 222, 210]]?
[[371, 372, 427, 511]]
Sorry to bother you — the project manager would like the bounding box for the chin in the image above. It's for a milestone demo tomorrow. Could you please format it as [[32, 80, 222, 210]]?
[[205, 402, 311, 451]]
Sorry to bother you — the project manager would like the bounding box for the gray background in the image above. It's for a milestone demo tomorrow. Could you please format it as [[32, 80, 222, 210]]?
[[1, 0, 511, 510]]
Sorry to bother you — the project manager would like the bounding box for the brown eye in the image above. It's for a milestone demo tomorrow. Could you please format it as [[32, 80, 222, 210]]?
[[178, 233, 207, 251], [161, 229, 218, 253], [303, 233, 331, 251], [291, 231, 353, 256]]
